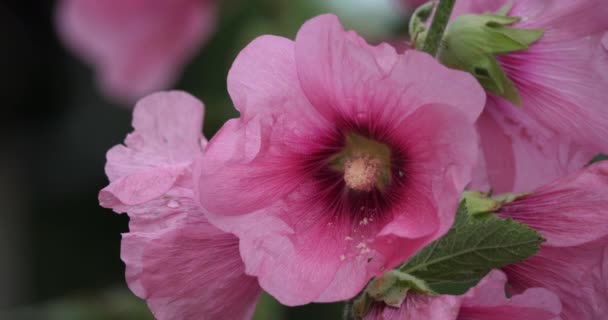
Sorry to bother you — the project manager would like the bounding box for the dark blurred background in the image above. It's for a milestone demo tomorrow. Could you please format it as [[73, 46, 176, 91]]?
[[0, 0, 407, 318]]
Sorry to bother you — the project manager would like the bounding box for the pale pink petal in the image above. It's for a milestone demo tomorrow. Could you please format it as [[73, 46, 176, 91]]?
[[56, 0, 216, 103], [504, 243, 607, 320], [459, 270, 561, 320], [295, 14, 397, 121], [203, 206, 344, 306], [511, 0, 608, 43], [197, 117, 309, 215], [389, 51, 485, 123], [472, 109, 516, 193], [499, 162, 608, 246], [473, 101, 596, 193], [100, 91, 205, 216], [104, 91, 206, 182], [497, 38, 608, 156], [295, 15, 485, 123], [227, 35, 320, 125], [122, 218, 261, 320], [200, 35, 329, 215], [377, 103, 480, 267], [100, 167, 182, 207]]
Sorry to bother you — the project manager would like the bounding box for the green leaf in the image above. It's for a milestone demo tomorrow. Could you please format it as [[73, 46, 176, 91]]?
[[399, 201, 544, 295]]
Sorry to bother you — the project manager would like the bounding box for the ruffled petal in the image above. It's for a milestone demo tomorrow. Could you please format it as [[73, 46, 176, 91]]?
[[504, 243, 607, 319], [376, 103, 480, 267], [100, 91, 206, 219], [497, 37, 608, 155], [472, 109, 516, 192], [512, 0, 608, 43], [104, 91, 206, 182], [295, 15, 485, 124], [459, 270, 561, 320], [201, 34, 332, 215], [499, 162, 608, 246], [474, 102, 596, 193], [204, 204, 344, 306], [99, 91, 261, 319], [227, 35, 321, 126], [122, 217, 261, 320]]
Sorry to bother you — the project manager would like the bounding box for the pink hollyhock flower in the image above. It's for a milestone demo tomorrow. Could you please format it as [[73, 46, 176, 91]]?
[[364, 270, 561, 320], [196, 14, 485, 305], [450, 0, 608, 193], [498, 161, 608, 319], [56, 0, 216, 104], [98, 91, 261, 320]]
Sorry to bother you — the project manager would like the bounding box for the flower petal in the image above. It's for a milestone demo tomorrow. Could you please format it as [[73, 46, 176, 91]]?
[[122, 218, 261, 320], [474, 102, 596, 193], [364, 294, 462, 320], [104, 91, 206, 182], [500, 162, 608, 246], [460, 270, 561, 320], [295, 14, 485, 124], [504, 243, 607, 319], [204, 205, 344, 306]]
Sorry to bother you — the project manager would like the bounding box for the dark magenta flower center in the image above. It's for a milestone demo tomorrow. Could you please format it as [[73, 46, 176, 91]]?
[[329, 133, 392, 192], [303, 125, 410, 225]]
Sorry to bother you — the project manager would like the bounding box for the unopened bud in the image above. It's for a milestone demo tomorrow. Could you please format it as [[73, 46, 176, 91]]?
[[438, 6, 544, 106]]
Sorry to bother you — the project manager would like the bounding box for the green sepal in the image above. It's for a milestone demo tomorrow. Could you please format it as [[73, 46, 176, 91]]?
[[462, 191, 501, 216], [350, 271, 433, 319], [366, 270, 434, 306], [408, 1, 435, 49], [463, 191, 529, 216], [438, 11, 544, 105]]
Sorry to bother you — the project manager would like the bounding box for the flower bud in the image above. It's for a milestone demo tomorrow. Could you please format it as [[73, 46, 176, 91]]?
[[438, 7, 544, 105]]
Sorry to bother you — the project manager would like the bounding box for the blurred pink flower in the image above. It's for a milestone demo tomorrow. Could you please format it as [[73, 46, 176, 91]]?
[[451, 0, 608, 193], [99, 91, 261, 320], [196, 14, 485, 305], [364, 270, 561, 320], [498, 161, 608, 319], [56, 0, 216, 104]]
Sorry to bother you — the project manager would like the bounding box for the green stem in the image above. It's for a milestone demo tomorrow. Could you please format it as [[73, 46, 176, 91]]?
[[422, 0, 456, 56]]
